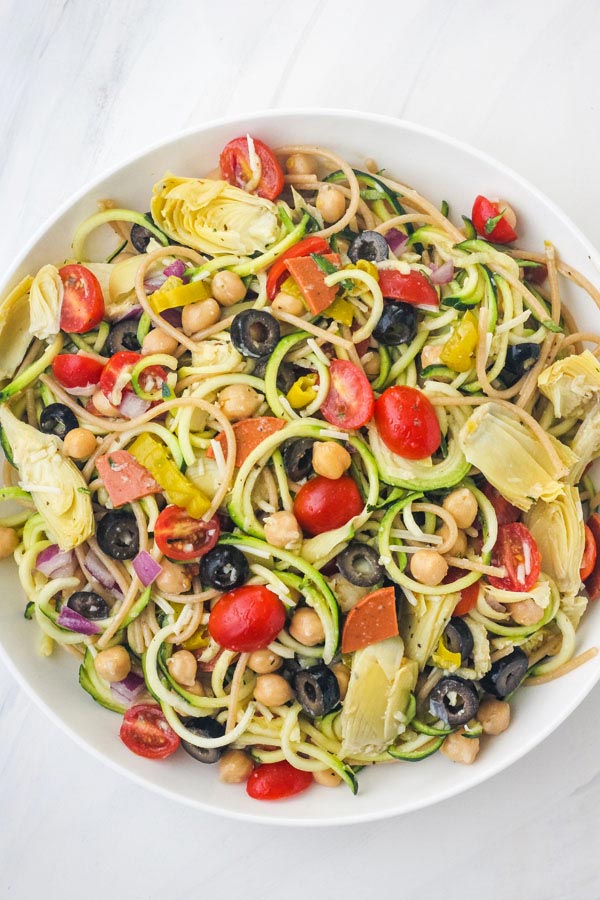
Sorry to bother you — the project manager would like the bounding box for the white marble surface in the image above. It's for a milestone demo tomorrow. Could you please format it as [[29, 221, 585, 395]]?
[[1, 0, 600, 896]]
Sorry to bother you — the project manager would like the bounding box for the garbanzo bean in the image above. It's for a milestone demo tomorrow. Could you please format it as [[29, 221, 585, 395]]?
[[94, 646, 131, 682], [271, 291, 305, 317], [218, 749, 254, 783], [247, 648, 283, 674], [62, 427, 97, 460], [312, 441, 351, 480], [217, 384, 262, 421], [410, 549, 448, 586], [331, 662, 350, 700], [286, 153, 317, 176], [316, 185, 346, 224], [211, 270, 247, 306], [313, 768, 342, 787], [167, 650, 198, 687], [0, 526, 19, 559], [181, 298, 221, 336], [253, 674, 294, 707], [92, 389, 119, 417], [155, 559, 192, 595], [263, 510, 303, 550], [141, 328, 179, 356], [443, 488, 478, 530], [288, 608, 325, 647]]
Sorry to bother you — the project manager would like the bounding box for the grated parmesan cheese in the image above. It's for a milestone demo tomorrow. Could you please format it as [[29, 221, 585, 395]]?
[[210, 438, 227, 480]]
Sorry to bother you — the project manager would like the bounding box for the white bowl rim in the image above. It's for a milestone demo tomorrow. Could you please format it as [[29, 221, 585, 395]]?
[[1, 107, 600, 827]]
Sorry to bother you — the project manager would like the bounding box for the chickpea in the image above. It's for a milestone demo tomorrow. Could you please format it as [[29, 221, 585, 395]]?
[[331, 662, 350, 700], [254, 673, 294, 707], [420, 344, 444, 369], [263, 510, 303, 550], [248, 648, 283, 674], [313, 768, 342, 787], [181, 298, 221, 336], [211, 270, 247, 306], [155, 559, 192, 595], [218, 384, 262, 422], [361, 352, 380, 377], [219, 749, 254, 783], [316, 185, 346, 224], [141, 328, 179, 356], [410, 549, 448, 586], [443, 488, 479, 530], [289, 608, 325, 647], [94, 646, 131, 682], [271, 290, 305, 317], [477, 698, 511, 735], [312, 441, 351, 480], [0, 526, 18, 559], [92, 389, 119, 417], [167, 649, 198, 687], [510, 598, 544, 626], [440, 732, 480, 765], [437, 524, 467, 557], [186, 680, 205, 697], [495, 199, 517, 229], [286, 153, 318, 176], [62, 427, 97, 460]]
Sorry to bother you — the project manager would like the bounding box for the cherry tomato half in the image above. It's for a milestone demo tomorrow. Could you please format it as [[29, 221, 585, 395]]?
[[377, 270, 439, 307], [52, 353, 104, 393], [482, 482, 520, 526], [580, 524, 597, 581], [266, 236, 331, 300], [155, 506, 220, 561], [119, 704, 180, 760], [488, 523, 541, 592], [471, 195, 518, 244], [584, 513, 600, 600], [220, 135, 284, 201], [246, 760, 313, 801], [99, 350, 166, 407], [374, 385, 441, 460], [208, 585, 286, 652], [293, 474, 363, 536], [320, 359, 374, 430], [454, 580, 480, 616], [59, 264, 105, 334]]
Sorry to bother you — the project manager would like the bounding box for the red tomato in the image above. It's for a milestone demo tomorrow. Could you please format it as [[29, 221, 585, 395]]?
[[293, 475, 363, 536], [471, 195, 518, 244], [482, 482, 520, 526], [581, 523, 597, 581], [208, 585, 286, 652], [59, 264, 105, 333], [155, 506, 220, 561], [584, 513, 600, 600], [266, 236, 331, 300], [99, 350, 166, 406], [320, 359, 374, 430], [377, 270, 439, 307], [488, 523, 541, 592], [454, 580, 480, 616], [220, 135, 284, 201], [119, 704, 180, 759], [246, 760, 313, 801], [52, 353, 104, 393], [374, 386, 441, 460]]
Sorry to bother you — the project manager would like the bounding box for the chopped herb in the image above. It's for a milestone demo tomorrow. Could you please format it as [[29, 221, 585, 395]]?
[[77, 487, 91, 495], [484, 210, 507, 235]]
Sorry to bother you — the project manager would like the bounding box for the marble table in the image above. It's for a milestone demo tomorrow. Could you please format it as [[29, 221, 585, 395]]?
[[1, 1, 600, 897]]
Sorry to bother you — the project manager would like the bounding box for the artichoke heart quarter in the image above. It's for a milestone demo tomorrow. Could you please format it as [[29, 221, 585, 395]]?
[[0, 406, 93, 550], [538, 350, 600, 419], [151, 175, 283, 257], [458, 402, 576, 511], [524, 487, 585, 595], [28, 264, 63, 340], [0, 276, 34, 379]]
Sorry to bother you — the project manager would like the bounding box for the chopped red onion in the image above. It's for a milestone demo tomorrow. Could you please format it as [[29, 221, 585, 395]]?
[[83, 550, 117, 590], [114, 305, 143, 323], [132, 551, 162, 587], [160, 307, 183, 328], [163, 259, 186, 279], [143, 274, 168, 294], [111, 671, 145, 704], [57, 606, 102, 635], [385, 228, 409, 254], [429, 260, 455, 284], [36, 545, 77, 578], [118, 392, 151, 420]]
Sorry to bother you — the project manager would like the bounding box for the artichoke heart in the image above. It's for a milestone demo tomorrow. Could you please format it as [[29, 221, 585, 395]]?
[[458, 402, 576, 511], [560, 592, 588, 630], [524, 488, 585, 595], [568, 402, 600, 485], [0, 276, 34, 379], [399, 590, 459, 669], [29, 264, 63, 340], [340, 636, 418, 757], [190, 338, 243, 374], [0, 406, 93, 550], [538, 350, 600, 418], [151, 175, 283, 257]]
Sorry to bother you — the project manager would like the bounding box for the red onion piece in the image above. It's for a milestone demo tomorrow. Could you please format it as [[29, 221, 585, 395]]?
[[83, 550, 117, 590], [36, 545, 77, 578], [111, 671, 145, 704], [429, 260, 455, 285], [114, 305, 143, 323], [163, 259, 187, 279], [57, 606, 102, 635], [144, 274, 168, 294], [132, 551, 162, 587], [160, 307, 183, 328], [385, 228, 409, 254], [118, 392, 151, 420]]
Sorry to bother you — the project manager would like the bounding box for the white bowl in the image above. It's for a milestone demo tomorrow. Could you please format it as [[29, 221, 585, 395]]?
[[2, 109, 599, 826]]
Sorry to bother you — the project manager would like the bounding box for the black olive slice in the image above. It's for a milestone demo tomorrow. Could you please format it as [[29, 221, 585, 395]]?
[[40, 403, 79, 439]]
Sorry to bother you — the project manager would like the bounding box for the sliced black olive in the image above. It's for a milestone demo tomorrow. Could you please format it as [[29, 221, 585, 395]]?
[[104, 319, 141, 356], [281, 438, 315, 482], [499, 343, 541, 387], [200, 545, 249, 591], [97, 511, 139, 560], [181, 717, 226, 763], [337, 543, 384, 587], [130, 214, 156, 253], [480, 647, 529, 698], [348, 230, 389, 264], [67, 591, 109, 620], [293, 664, 340, 717], [429, 675, 479, 727], [442, 617, 474, 660], [40, 403, 79, 439], [252, 356, 298, 393], [230, 310, 281, 358], [373, 301, 417, 346]]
